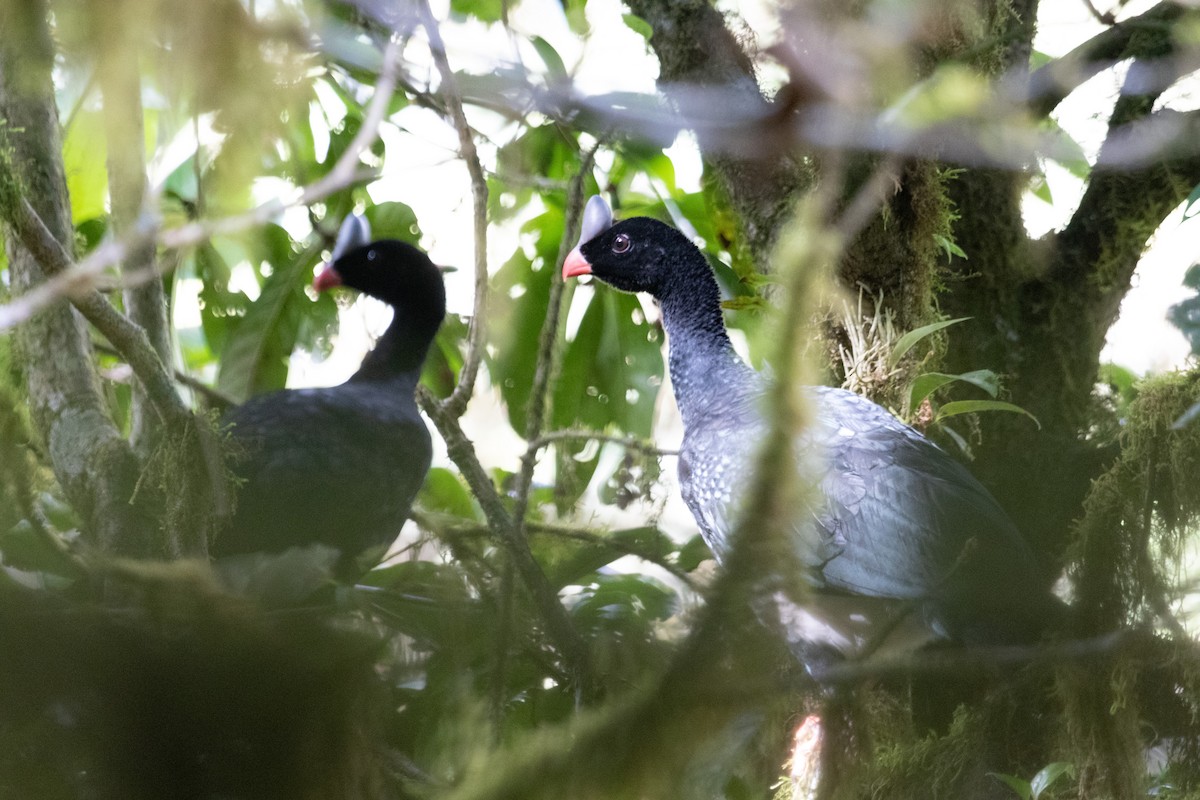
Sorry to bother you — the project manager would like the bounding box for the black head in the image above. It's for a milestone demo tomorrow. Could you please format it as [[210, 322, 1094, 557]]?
[[562, 196, 709, 300], [315, 215, 446, 335]]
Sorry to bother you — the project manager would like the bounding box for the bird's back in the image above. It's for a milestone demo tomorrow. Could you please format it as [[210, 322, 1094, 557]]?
[[215, 375, 431, 571], [679, 384, 1058, 653]]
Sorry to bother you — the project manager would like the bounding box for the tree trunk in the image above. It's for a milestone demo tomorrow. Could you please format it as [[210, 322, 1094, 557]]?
[[0, 0, 152, 554]]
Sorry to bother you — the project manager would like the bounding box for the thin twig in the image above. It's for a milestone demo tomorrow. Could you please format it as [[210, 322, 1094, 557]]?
[[92, 341, 238, 410], [416, 385, 595, 695], [810, 632, 1130, 686], [511, 149, 600, 542], [528, 428, 677, 458], [416, 0, 490, 417], [0, 39, 401, 332]]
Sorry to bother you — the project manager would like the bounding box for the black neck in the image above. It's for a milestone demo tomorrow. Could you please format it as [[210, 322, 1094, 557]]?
[[657, 269, 756, 427], [350, 311, 435, 383]]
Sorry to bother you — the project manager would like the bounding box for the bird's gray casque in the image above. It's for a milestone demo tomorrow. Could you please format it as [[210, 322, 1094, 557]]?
[[563, 195, 1060, 671]]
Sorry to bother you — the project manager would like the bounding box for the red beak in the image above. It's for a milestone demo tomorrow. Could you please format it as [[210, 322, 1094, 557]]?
[[313, 265, 343, 292], [562, 248, 592, 279]]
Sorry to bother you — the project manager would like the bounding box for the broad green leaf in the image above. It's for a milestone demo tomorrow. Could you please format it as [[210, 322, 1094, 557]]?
[[536, 526, 672, 589], [566, 573, 676, 628], [531, 36, 568, 83], [422, 313, 467, 399], [0, 521, 85, 580], [988, 772, 1032, 800], [553, 289, 663, 437], [419, 467, 481, 521], [487, 210, 559, 434], [366, 201, 422, 244], [936, 400, 1040, 428], [677, 534, 713, 571], [909, 369, 999, 411], [216, 227, 318, 400], [62, 110, 108, 224], [1030, 762, 1074, 800], [622, 13, 654, 41], [562, 0, 588, 34], [889, 317, 970, 367]]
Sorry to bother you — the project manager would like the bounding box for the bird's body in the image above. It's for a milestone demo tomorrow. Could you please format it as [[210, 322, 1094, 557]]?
[[563, 196, 1058, 664], [213, 216, 444, 577]]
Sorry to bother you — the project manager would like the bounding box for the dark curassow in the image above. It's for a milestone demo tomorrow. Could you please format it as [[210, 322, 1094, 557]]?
[[213, 214, 445, 577], [562, 195, 1061, 670]]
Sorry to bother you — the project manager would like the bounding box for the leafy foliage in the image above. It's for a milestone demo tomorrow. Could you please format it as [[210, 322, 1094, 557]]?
[[1, 0, 1200, 798]]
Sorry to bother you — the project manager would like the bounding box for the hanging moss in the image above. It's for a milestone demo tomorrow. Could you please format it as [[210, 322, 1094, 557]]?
[[1059, 369, 1200, 798], [1071, 370, 1200, 630]]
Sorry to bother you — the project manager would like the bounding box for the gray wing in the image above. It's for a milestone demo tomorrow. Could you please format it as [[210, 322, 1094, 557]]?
[[805, 387, 1052, 640], [679, 386, 1053, 644]]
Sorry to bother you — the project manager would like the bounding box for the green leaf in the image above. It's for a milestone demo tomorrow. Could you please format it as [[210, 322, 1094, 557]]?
[[366, 201, 422, 244], [1029, 172, 1052, 205], [933, 233, 967, 263], [988, 772, 1032, 800], [216, 228, 317, 401], [1169, 264, 1200, 355], [1042, 119, 1091, 180], [936, 400, 1040, 428], [487, 212, 559, 434], [677, 534, 713, 571], [889, 317, 970, 367], [450, 0, 504, 22], [419, 467, 481, 521], [553, 289, 663, 437], [61, 110, 108, 224], [1181, 182, 1200, 221], [0, 522, 84, 580], [537, 526, 672, 589], [622, 13, 654, 41], [531, 36, 568, 83], [1030, 762, 1074, 800], [909, 369, 999, 411]]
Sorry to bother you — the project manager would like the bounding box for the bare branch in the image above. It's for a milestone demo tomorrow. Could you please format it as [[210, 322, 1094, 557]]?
[[416, 0, 490, 417], [99, 36, 174, 454], [1027, 1, 1185, 117], [0, 194, 190, 429], [528, 429, 676, 458], [416, 385, 595, 695]]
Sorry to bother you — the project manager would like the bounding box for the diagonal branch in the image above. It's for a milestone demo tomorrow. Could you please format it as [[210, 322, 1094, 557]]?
[[416, 385, 596, 696], [416, 0, 490, 418], [1026, 1, 1186, 117], [1052, 105, 1200, 330], [0, 190, 191, 431]]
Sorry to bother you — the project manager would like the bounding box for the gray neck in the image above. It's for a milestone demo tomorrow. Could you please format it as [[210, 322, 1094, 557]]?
[[658, 278, 759, 430]]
